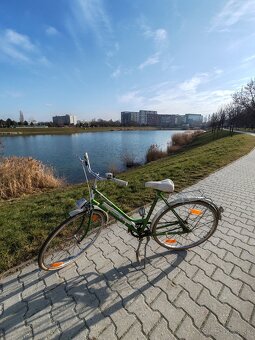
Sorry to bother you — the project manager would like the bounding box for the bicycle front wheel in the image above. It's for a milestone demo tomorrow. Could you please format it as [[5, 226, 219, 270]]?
[[38, 208, 107, 271], [152, 200, 218, 250]]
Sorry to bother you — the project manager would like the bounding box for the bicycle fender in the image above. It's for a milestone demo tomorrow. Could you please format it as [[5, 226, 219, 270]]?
[[69, 206, 109, 224]]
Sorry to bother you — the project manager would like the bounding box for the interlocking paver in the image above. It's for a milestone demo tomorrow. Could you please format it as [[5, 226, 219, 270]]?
[[190, 254, 217, 277], [174, 290, 209, 328], [231, 265, 255, 291], [202, 313, 242, 340], [1, 141, 255, 338], [149, 317, 177, 340], [219, 285, 253, 322], [120, 321, 147, 340], [212, 267, 243, 296], [197, 287, 231, 325], [176, 315, 208, 340], [151, 291, 185, 332], [207, 252, 234, 275], [227, 310, 255, 340], [223, 251, 250, 273], [193, 268, 223, 298], [172, 270, 202, 300]]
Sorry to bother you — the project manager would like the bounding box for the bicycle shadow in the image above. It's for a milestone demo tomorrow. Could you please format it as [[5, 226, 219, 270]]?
[[1, 249, 187, 339]]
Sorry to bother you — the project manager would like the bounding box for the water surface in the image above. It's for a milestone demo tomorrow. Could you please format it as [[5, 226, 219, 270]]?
[[2, 130, 183, 183]]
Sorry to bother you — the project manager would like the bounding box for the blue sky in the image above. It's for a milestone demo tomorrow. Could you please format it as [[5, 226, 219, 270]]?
[[0, 0, 255, 122]]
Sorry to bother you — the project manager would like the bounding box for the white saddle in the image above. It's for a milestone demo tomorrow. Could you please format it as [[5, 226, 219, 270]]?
[[145, 179, 175, 193]]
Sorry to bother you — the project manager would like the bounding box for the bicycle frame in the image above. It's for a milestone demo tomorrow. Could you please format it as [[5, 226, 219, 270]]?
[[78, 153, 190, 237], [89, 183, 188, 236]]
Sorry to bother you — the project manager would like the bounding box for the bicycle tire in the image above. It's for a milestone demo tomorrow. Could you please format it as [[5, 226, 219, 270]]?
[[151, 199, 218, 250], [38, 208, 107, 271]]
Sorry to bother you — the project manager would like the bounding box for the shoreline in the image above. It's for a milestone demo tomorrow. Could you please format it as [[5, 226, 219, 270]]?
[[0, 126, 186, 137]]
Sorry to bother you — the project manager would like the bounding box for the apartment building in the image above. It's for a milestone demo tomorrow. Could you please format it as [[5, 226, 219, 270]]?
[[121, 110, 158, 126], [121, 110, 203, 128], [52, 114, 77, 126], [185, 114, 203, 127]]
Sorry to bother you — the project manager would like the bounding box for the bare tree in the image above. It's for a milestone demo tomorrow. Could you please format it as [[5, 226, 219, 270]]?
[[233, 79, 255, 129]]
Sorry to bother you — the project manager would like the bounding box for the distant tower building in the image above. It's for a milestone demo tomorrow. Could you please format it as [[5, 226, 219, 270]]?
[[19, 110, 24, 123]]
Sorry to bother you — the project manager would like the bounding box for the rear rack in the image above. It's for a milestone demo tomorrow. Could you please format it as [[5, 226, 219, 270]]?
[[168, 189, 213, 204]]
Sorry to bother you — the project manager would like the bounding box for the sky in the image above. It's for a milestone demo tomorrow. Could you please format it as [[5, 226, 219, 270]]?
[[0, 0, 255, 122]]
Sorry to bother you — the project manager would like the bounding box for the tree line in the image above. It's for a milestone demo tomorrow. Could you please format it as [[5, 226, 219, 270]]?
[[209, 78, 255, 134], [0, 118, 121, 128]]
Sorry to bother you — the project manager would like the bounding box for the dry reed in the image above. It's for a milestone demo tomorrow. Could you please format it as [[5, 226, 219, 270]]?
[[167, 130, 204, 154], [122, 153, 140, 168], [0, 157, 63, 199], [146, 144, 167, 163]]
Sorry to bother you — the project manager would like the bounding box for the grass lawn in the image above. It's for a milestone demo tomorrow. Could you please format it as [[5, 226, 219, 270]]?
[[0, 131, 254, 273]]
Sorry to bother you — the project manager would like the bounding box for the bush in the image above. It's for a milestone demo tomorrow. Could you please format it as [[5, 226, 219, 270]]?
[[146, 144, 167, 163], [0, 157, 63, 199]]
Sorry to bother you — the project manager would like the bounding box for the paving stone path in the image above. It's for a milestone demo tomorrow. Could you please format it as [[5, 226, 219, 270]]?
[[1, 148, 255, 339]]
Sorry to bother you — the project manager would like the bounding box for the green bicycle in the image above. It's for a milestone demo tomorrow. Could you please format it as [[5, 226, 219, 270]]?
[[38, 153, 223, 271]]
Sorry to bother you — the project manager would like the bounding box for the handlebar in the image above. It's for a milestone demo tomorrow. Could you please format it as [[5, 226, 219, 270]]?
[[81, 152, 128, 187]]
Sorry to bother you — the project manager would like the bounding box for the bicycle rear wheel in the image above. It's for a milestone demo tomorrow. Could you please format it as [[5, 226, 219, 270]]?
[[152, 200, 218, 250], [38, 208, 107, 271]]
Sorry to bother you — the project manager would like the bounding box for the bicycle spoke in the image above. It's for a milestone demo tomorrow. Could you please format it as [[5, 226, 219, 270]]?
[[39, 210, 106, 270], [152, 200, 218, 250]]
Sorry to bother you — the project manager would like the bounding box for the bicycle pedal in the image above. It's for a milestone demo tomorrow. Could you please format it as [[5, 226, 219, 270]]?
[[138, 207, 145, 217]]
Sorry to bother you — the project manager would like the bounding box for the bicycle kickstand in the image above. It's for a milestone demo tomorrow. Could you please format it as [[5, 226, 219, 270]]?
[[143, 236, 150, 269], [136, 238, 143, 264], [135, 236, 150, 268]]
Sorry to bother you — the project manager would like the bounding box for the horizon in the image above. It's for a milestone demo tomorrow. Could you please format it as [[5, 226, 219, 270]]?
[[0, 0, 255, 122], [1, 110, 204, 124]]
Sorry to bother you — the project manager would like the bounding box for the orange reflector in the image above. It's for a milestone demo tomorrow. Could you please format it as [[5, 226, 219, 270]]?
[[164, 239, 177, 244], [91, 215, 100, 222], [50, 262, 64, 268], [190, 209, 202, 216]]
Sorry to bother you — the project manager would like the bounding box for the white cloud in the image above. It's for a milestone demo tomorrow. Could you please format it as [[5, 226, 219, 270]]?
[[154, 29, 167, 42], [0, 29, 35, 62], [45, 26, 59, 36], [209, 0, 255, 32], [111, 66, 121, 78], [138, 20, 168, 70], [240, 53, 255, 69], [5, 29, 35, 51], [141, 22, 168, 44], [118, 69, 233, 115], [179, 69, 223, 92], [118, 90, 144, 106], [0, 28, 49, 65], [243, 54, 255, 63], [138, 53, 160, 70], [214, 68, 223, 75], [179, 73, 209, 92], [68, 0, 118, 54]]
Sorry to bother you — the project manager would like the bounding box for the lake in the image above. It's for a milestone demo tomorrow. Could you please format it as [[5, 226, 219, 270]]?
[[1, 130, 183, 183]]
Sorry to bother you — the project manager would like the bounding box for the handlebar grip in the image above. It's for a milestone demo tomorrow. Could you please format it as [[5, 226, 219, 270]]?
[[112, 178, 128, 187], [84, 152, 89, 166]]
